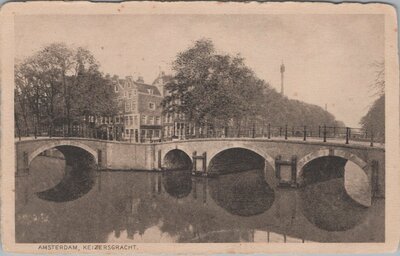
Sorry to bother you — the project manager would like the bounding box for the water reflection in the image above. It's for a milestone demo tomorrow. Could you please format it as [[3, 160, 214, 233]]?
[[15, 156, 384, 243], [162, 171, 192, 199], [299, 156, 370, 232], [209, 170, 275, 216], [35, 147, 97, 202], [36, 167, 96, 202], [300, 179, 368, 232]]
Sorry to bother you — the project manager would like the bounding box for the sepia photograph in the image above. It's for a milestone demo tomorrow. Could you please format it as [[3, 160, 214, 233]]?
[[1, 1, 399, 254]]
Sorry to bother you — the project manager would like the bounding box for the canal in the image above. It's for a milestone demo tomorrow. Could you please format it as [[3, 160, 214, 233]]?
[[15, 152, 384, 243]]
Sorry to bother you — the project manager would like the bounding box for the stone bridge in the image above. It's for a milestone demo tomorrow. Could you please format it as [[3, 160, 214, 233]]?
[[15, 137, 385, 199], [155, 138, 384, 197]]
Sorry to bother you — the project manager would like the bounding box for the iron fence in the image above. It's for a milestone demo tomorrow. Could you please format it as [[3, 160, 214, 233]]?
[[15, 123, 384, 147]]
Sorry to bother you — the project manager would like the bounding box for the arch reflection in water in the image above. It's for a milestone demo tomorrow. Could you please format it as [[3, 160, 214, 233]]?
[[299, 156, 368, 232], [35, 146, 97, 202], [209, 169, 275, 216], [162, 170, 192, 199]]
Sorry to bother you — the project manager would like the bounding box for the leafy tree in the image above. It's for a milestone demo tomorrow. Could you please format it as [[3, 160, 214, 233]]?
[[360, 95, 384, 138], [360, 61, 385, 140], [14, 43, 117, 137], [163, 38, 341, 135], [162, 39, 266, 133]]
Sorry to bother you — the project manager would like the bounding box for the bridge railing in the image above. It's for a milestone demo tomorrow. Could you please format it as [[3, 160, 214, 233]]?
[[14, 126, 121, 141], [15, 124, 384, 147], [161, 124, 383, 147]]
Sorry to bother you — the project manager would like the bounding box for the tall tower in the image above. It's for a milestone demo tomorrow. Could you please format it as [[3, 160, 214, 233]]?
[[280, 62, 285, 95]]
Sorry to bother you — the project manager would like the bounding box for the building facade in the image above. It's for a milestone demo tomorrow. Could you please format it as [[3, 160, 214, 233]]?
[[105, 75, 164, 142]]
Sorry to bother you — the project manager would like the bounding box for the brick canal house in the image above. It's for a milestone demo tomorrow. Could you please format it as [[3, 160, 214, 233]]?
[[104, 74, 164, 142], [89, 75, 163, 142]]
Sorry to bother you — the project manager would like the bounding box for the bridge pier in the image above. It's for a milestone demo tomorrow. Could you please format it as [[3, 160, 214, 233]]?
[[16, 151, 30, 176], [192, 151, 208, 176], [371, 159, 384, 198], [275, 155, 298, 188]]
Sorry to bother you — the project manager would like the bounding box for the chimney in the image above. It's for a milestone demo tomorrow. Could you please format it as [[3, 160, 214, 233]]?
[[137, 76, 144, 83]]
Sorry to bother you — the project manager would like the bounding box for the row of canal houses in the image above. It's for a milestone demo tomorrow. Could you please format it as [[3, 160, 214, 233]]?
[[95, 72, 190, 142], [90, 71, 261, 143]]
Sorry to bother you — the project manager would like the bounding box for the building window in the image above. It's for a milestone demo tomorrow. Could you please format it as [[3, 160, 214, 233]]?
[[125, 116, 128, 125], [128, 92, 132, 99], [154, 130, 160, 138], [125, 102, 131, 112], [131, 100, 136, 111], [115, 85, 119, 92], [129, 116, 133, 125], [149, 102, 155, 110], [148, 116, 153, 125], [116, 116, 120, 123], [155, 116, 161, 125], [134, 115, 138, 125], [125, 129, 129, 135], [141, 115, 146, 124]]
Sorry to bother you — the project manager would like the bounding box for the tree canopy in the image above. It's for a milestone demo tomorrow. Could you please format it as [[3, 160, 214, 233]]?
[[360, 61, 385, 139], [15, 43, 117, 136], [162, 39, 340, 132]]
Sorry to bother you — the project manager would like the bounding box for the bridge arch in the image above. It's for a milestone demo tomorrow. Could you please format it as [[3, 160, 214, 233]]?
[[162, 148, 193, 170], [28, 140, 98, 165], [207, 145, 275, 173], [296, 149, 369, 185]]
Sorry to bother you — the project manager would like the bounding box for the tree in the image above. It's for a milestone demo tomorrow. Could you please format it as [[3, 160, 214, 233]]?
[[162, 39, 265, 133], [163, 38, 341, 137], [15, 65, 34, 136], [15, 58, 47, 138], [360, 61, 385, 139], [14, 43, 117, 137]]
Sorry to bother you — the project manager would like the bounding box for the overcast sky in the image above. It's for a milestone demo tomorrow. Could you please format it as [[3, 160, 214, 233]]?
[[15, 14, 384, 127]]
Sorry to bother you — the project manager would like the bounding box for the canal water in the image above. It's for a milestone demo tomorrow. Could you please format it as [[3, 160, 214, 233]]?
[[15, 155, 384, 243]]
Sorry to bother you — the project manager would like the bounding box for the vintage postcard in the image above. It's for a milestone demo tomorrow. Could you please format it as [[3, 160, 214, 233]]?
[[0, 1, 399, 254]]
